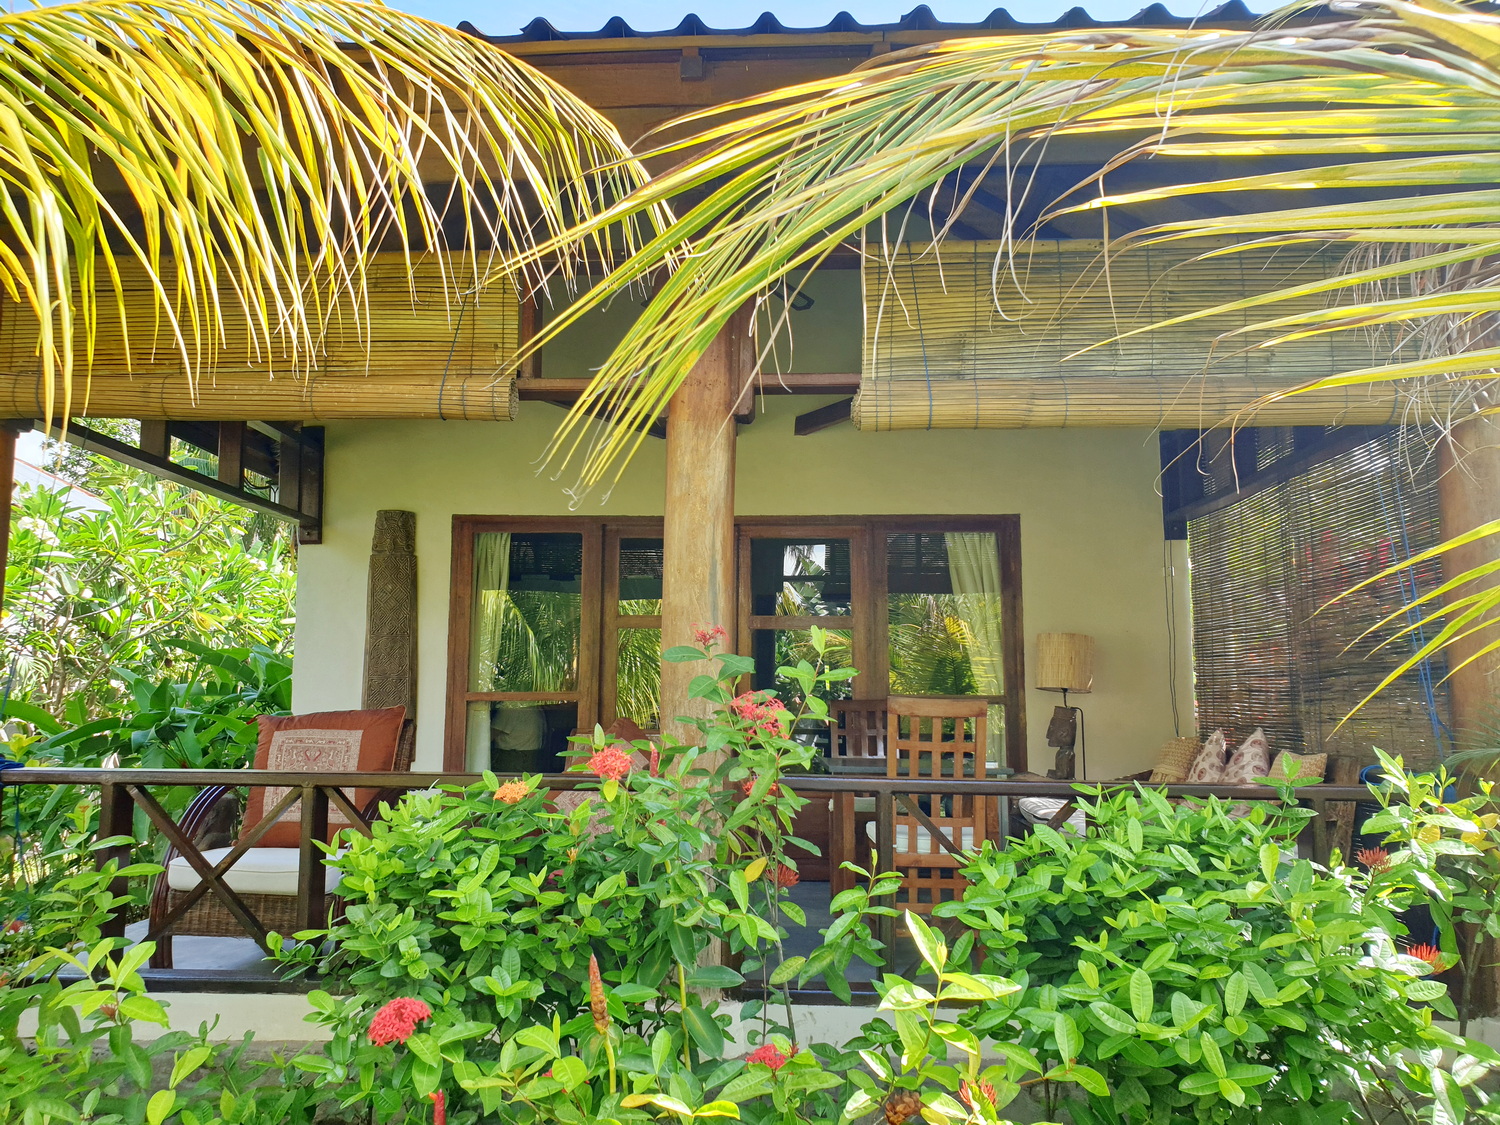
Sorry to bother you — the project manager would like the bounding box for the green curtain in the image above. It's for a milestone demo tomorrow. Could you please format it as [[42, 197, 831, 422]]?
[[466, 532, 511, 768], [944, 532, 1005, 767]]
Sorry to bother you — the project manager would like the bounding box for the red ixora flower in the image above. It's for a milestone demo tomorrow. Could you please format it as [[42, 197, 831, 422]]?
[[586, 744, 633, 781], [741, 778, 782, 799], [428, 1091, 446, 1125], [746, 1043, 791, 1071], [649, 747, 661, 777], [959, 1079, 998, 1109], [1356, 847, 1392, 873], [1409, 944, 1448, 974], [693, 624, 728, 649], [368, 997, 432, 1046], [765, 863, 799, 888], [731, 692, 786, 738]]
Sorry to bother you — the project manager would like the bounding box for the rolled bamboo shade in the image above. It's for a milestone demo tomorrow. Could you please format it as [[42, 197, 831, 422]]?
[[0, 370, 518, 421], [855, 239, 1431, 431], [0, 252, 520, 421], [1036, 633, 1095, 693]]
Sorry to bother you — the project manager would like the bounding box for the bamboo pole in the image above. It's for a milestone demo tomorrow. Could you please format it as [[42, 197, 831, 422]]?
[[659, 309, 751, 750], [851, 375, 1447, 430], [0, 372, 518, 421]]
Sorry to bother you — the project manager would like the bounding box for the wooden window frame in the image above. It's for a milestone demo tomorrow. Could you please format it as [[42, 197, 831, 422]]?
[[448, 514, 1025, 771]]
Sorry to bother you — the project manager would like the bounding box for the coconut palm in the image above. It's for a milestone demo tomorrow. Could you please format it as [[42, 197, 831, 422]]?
[[0, 0, 659, 422], [523, 0, 1500, 708]]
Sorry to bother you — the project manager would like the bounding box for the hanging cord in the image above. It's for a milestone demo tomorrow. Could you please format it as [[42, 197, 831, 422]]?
[[903, 240, 935, 430], [435, 292, 473, 422]]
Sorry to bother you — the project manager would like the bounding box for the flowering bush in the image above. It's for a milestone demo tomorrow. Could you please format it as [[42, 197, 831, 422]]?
[[274, 628, 911, 1123]]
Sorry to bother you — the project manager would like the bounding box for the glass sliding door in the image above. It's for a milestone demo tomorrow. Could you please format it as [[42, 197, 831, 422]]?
[[605, 532, 664, 730], [885, 529, 1008, 768], [456, 524, 600, 772], [737, 525, 871, 717]]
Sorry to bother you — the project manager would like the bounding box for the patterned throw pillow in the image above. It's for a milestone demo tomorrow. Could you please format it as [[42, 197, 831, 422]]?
[[1267, 751, 1328, 783], [1184, 730, 1228, 785], [1222, 727, 1272, 786], [240, 707, 406, 848]]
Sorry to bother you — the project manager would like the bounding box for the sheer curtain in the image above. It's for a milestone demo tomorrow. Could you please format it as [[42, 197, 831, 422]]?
[[466, 532, 511, 769], [944, 532, 1005, 766]]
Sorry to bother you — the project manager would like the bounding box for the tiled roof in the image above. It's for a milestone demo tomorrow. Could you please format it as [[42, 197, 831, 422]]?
[[465, 2, 1280, 42]]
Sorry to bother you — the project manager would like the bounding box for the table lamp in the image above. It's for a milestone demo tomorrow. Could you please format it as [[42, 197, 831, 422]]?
[[1037, 632, 1094, 780]]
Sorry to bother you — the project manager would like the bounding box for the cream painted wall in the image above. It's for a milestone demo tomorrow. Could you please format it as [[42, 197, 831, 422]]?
[[294, 396, 1194, 779]]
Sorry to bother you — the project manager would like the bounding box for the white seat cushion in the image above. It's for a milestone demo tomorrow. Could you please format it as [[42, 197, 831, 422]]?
[[826, 796, 878, 813], [167, 846, 343, 897], [864, 820, 977, 853], [1017, 796, 1086, 834]]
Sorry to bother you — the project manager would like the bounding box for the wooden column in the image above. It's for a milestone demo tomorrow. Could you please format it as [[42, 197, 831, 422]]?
[[659, 310, 752, 747], [1437, 414, 1500, 753]]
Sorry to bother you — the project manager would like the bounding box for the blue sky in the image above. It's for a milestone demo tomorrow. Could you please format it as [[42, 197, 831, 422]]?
[[387, 0, 1178, 36]]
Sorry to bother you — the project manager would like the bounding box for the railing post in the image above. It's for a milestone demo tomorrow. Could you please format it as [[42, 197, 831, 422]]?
[[298, 785, 328, 934], [875, 789, 896, 963], [96, 782, 135, 942]]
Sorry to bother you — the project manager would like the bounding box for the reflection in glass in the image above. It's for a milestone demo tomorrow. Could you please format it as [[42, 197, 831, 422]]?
[[466, 699, 577, 773], [618, 537, 664, 613], [616, 628, 662, 729], [749, 538, 852, 616], [887, 532, 1006, 766], [469, 532, 583, 694], [751, 628, 855, 708]]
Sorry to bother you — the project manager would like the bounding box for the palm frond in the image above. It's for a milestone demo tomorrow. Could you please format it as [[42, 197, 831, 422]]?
[[517, 0, 1500, 500], [1, 0, 661, 423]]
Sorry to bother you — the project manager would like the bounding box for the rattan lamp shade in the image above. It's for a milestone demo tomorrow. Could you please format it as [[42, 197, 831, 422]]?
[[1036, 633, 1095, 694]]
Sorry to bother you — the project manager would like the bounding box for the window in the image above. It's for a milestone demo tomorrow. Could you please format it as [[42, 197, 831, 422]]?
[[449, 516, 1024, 770]]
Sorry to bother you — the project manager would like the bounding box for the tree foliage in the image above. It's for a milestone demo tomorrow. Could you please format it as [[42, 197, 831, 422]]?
[[2, 462, 294, 723]]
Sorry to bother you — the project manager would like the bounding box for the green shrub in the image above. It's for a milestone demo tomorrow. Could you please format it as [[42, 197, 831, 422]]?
[[937, 785, 1474, 1125], [1, 823, 314, 1125]]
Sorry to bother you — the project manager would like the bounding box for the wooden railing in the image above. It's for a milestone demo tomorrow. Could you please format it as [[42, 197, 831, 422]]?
[[0, 768, 1373, 988]]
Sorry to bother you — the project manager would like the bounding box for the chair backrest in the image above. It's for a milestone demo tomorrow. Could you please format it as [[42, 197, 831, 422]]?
[[830, 699, 888, 763], [884, 696, 990, 913], [885, 696, 988, 782]]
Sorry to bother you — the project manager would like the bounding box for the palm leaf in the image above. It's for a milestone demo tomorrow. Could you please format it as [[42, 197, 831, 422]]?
[[514, 0, 1500, 501], [0, 0, 661, 425]]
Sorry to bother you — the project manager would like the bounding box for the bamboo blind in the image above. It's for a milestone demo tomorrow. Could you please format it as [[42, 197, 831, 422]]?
[[854, 240, 1431, 431], [0, 253, 520, 420], [1188, 429, 1450, 767]]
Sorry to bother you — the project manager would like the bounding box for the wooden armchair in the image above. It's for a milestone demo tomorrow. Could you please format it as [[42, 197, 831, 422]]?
[[877, 696, 990, 915], [147, 713, 413, 969]]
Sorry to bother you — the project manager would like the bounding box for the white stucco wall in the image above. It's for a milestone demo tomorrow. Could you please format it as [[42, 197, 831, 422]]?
[[293, 396, 1194, 779]]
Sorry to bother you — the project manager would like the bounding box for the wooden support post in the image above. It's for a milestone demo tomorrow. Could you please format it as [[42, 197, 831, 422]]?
[[1437, 414, 1500, 752], [96, 782, 136, 942], [1438, 413, 1500, 1019], [659, 310, 751, 748], [138, 419, 169, 460], [217, 421, 245, 488], [298, 785, 328, 933]]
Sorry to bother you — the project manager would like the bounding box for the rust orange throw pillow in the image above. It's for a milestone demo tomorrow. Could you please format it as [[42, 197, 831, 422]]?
[[240, 707, 405, 848]]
